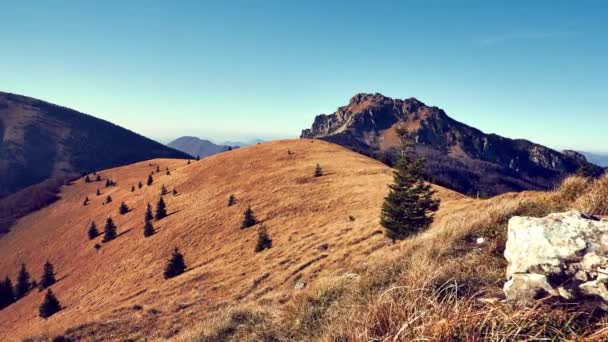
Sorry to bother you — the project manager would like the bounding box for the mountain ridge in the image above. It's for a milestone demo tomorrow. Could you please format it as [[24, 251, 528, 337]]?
[[302, 93, 602, 196]]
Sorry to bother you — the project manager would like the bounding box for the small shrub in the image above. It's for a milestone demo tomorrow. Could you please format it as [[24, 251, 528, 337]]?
[[228, 194, 237, 207], [314, 164, 323, 177]]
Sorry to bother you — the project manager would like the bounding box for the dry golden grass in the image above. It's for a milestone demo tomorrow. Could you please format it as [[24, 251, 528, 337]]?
[[0, 139, 463, 341], [2, 140, 606, 341], [574, 175, 608, 216], [171, 176, 608, 342]]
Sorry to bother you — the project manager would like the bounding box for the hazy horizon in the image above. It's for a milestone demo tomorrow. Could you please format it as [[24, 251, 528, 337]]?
[[1, 1, 606, 151]]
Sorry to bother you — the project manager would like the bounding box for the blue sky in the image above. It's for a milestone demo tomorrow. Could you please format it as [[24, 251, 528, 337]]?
[[1, 0, 606, 151]]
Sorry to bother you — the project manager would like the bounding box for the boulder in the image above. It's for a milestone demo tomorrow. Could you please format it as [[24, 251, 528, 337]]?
[[504, 210, 608, 307]]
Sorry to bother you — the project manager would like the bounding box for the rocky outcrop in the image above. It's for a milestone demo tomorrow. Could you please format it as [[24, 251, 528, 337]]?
[[302, 93, 602, 196], [504, 211, 608, 308]]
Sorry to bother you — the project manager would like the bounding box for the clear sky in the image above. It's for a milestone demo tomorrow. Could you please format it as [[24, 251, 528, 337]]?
[[1, 1, 606, 151]]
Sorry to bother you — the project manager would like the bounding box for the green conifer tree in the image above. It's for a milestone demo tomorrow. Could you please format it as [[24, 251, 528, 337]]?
[[96, 189, 101, 196], [138, 181, 143, 189], [14, 263, 31, 299], [0, 277, 14, 309], [163, 248, 186, 279], [39, 289, 61, 319], [102, 218, 118, 242], [105, 195, 112, 204], [380, 128, 440, 242], [160, 185, 168, 196], [84, 175, 91, 183], [145, 203, 154, 221], [143, 219, 155, 237], [131, 185, 135, 192], [155, 197, 167, 220], [255, 225, 273, 252], [241, 206, 257, 229], [119, 202, 129, 215], [147, 174, 154, 186], [88, 221, 99, 240], [38, 261, 56, 290]]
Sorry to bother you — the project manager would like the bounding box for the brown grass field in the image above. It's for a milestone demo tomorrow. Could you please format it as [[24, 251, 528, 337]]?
[[1, 139, 607, 341]]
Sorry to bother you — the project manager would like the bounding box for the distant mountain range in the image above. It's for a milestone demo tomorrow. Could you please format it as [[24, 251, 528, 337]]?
[[0, 91, 190, 232], [302, 93, 603, 196], [582, 152, 608, 167], [167, 137, 264, 158]]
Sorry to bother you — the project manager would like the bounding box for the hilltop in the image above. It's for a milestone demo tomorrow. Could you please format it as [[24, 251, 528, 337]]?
[[302, 93, 602, 196], [167, 136, 231, 158], [0, 139, 463, 340]]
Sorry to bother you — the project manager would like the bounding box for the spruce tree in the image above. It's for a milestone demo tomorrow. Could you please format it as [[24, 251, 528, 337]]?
[[39, 289, 61, 319], [119, 202, 129, 215], [314, 164, 323, 177], [241, 206, 257, 229], [83, 197, 89, 206], [145, 203, 154, 221], [255, 225, 273, 252], [84, 175, 91, 183], [163, 248, 186, 279], [131, 185, 135, 192], [147, 174, 154, 186], [161, 185, 168, 196], [166, 170, 171, 176], [0, 277, 14, 309], [15, 263, 31, 299], [102, 218, 118, 242], [380, 128, 440, 242], [95, 175, 102, 182], [156, 165, 160, 173], [105, 195, 112, 204], [88, 221, 99, 240], [39, 261, 56, 290], [143, 219, 155, 237], [96, 189, 101, 196], [172, 189, 178, 196], [138, 181, 143, 189], [105, 179, 111, 187], [155, 197, 167, 220], [228, 194, 236, 207]]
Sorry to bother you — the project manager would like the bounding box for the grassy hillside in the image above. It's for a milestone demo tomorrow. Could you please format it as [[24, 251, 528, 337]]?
[[0, 139, 462, 341]]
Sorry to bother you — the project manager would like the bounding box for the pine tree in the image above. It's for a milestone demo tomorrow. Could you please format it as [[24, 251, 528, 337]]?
[[105, 179, 111, 187], [102, 218, 117, 242], [147, 174, 154, 186], [95, 175, 102, 182], [88, 221, 99, 240], [241, 206, 257, 229], [96, 189, 101, 196], [143, 219, 155, 237], [145, 203, 154, 221], [119, 202, 129, 215], [84, 175, 91, 183], [155, 197, 167, 220], [0, 277, 14, 309], [83, 197, 89, 206], [138, 181, 143, 189], [314, 164, 323, 177], [105, 195, 112, 204], [131, 185, 135, 192], [39, 261, 56, 290], [156, 165, 160, 173], [380, 128, 440, 242], [39, 289, 61, 319], [172, 189, 178, 196], [255, 225, 273, 252], [160, 185, 168, 196], [163, 248, 186, 279], [228, 194, 237, 206], [15, 263, 31, 299], [166, 170, 171, 176]]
